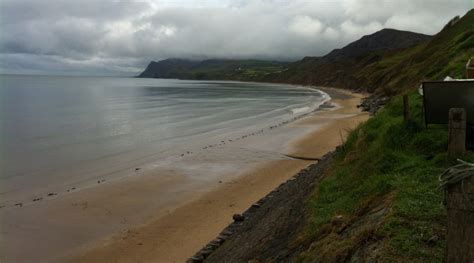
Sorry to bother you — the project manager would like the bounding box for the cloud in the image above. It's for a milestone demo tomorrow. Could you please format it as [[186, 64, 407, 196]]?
[[0, 0, 471, 75], [289, 16, 324, 37]]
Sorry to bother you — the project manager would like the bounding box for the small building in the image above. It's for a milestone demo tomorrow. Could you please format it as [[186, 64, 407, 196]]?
[[467, 57, 474, 78]]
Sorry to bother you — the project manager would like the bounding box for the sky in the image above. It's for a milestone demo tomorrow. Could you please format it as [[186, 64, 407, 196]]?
[[0, 0, 472, 76]]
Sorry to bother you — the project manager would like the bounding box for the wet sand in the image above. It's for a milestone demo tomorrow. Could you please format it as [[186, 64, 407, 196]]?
[[0, 87, 369, 263]]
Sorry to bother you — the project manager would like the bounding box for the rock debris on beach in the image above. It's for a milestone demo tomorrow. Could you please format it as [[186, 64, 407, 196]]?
[[232, 214, 245, 222]]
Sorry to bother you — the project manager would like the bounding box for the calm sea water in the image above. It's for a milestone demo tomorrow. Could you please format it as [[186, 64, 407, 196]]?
[[0, 75, 328, 203]]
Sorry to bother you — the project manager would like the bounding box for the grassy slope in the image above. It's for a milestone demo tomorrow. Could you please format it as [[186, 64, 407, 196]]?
[[188, 60, 288, 80], [259, 10, 473, 95], [296, 10, 474, 262], [301, 94, 473, 262], [139, 59, 289, 80], [357, 10, 474, 95]]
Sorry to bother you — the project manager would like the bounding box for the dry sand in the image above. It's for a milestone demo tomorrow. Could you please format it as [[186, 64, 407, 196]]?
[[0, 87, 369, 263]]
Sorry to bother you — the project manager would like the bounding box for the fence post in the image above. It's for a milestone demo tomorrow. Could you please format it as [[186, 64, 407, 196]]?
[[448, 108, 466, 157], [445, 175, 474, 262]]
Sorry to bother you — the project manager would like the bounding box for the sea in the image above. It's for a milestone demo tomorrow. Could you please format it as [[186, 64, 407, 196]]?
[[0, 75, 329, 204]]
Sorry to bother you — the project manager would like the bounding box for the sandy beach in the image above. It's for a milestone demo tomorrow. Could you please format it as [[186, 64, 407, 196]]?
[[0, 87, 369, 263]]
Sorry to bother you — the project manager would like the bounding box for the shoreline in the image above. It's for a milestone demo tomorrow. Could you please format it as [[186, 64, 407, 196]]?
[[64, 87, 369, 263], [0, 83, 328, 209], [0, 86, 368, 263]]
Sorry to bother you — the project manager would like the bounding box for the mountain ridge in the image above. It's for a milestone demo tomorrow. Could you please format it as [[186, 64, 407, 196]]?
[[137, 28, 431, 84], [324, 28, 431, 61], [138, 10, 473, 96], [262, 10, 473, 94]]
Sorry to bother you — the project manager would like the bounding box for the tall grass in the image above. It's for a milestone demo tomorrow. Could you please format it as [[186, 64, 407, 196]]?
[[305, 91, 474, 261]]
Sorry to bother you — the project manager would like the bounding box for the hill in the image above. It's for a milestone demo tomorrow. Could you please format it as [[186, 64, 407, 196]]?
[[324, 28, 431, 61], [263, 11, 473, 95], [137, 59, 289, 80], [137, 29, 432, 85]]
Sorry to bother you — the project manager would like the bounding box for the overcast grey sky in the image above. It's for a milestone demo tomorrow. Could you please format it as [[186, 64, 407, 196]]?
[[0, 0, 471, 76]]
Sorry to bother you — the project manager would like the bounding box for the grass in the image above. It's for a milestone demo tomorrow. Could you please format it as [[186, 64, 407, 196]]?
[[285, 9, 474, 262], [302, 91, 474, 262]]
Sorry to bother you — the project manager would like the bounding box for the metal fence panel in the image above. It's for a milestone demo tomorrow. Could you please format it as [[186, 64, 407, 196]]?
[[423, 81, 474, 125]]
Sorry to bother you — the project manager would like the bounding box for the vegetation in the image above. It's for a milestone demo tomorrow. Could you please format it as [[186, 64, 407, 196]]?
[[138, 59, 288, 80], [261, 9, 473, 96], [299, 92, 473, 262], [356, 10, 473, 95], [295, 9, 474, 262]]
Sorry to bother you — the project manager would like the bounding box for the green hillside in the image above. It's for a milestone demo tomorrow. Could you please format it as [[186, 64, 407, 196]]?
[[356, 11, 473, 95], [294, 10, 474, 262], [138, 59, 289, 80], [262, 9, 473, 95]]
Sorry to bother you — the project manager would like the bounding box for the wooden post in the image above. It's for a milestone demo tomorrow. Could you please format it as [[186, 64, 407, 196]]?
[[448, 108, 466, 157], [403, 95, 410, 122], [445, 175, 474, 262]]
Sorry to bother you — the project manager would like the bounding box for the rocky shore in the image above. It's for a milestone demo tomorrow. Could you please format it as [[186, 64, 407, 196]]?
[[357, 95, 389, 115]]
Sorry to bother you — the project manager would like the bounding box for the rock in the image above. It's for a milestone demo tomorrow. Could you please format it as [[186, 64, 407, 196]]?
[[15, 203, 23, 207], [200, 248, 213, 257], [135, 168, 141, 171], [232, 213, 245, 222], [209, 239, 222, 247], [222, 229, 233, 236], [47, 193, 57, 196], [190, 255, 204, 263], [251, 203, 261, 208], [331, 215, 344, 226], [358, 96, 389, 115], [218, 234, 228, 240], [33, 198, 43, 202], [427, 234, 440, 246]]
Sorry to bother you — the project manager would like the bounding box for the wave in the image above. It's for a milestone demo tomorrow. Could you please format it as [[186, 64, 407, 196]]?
[[290, 106, 310, 114]]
